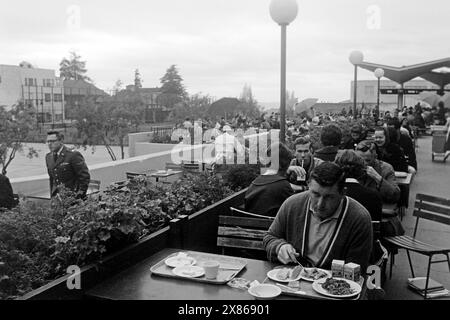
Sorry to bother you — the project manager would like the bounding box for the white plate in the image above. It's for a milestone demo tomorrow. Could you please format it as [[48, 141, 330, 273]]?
[[300, 268, 332, 282], [267, 268, 302, 283], [165, 255, 196, 268], [312, 277, 361, 299], [395, 172, 408, 178], [248, 284, 281, 300], [172, 265, 205, 278]]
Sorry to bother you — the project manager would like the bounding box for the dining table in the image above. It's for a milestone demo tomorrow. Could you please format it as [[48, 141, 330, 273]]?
[[85, 248, 366, 301]]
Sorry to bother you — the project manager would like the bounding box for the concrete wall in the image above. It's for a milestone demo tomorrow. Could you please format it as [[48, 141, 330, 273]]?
[[128, 132, 154, 157], [135, 142, 175, 157], [10, 148, 176, 196]]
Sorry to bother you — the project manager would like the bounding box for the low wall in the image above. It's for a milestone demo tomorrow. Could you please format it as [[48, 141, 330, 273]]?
[[128, 132, 154, 157]]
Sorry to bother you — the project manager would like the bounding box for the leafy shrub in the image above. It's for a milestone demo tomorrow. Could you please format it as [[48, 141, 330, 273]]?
[[150, 134, 175, 144], [0, 173, 233, 299], [221, 164, 261, 191]]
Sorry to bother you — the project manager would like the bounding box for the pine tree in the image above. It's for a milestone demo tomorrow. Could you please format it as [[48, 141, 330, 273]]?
[[59, 51, 91, 82], [159, 65, 186, 108], [134, 69, 143, 89]]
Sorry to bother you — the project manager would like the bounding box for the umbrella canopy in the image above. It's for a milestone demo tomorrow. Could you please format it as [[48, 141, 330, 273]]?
[[417, 92, 450, 108], [294, 98, 318, 114]]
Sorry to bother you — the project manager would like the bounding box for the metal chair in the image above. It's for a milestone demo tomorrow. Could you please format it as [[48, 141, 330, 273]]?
[[383, 193, 450, 299]]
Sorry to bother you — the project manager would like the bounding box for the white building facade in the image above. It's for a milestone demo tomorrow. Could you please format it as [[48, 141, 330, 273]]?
[[0, 63, 65, 123]]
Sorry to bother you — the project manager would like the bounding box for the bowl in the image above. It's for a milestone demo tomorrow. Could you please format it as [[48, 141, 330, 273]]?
[[248, 284, 282, 300]]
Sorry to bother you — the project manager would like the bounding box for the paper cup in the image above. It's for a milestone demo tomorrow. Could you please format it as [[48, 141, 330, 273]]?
[[203, 261, 220, 279]]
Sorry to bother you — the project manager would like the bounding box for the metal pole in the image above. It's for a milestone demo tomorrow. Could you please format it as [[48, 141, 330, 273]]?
[[353, 65, 358, 118], [280, 24, 287, 143], [376, 77, 381, 119]]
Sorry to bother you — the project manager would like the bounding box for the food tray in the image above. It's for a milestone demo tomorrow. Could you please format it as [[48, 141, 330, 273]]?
[[150, 251, 247, 285], [263, 275, 363, 300]]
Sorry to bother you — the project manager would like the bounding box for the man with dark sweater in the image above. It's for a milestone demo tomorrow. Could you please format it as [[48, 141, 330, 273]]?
[[245, 142, 294, 217], [263, 162, 373, 272], [0, 173, 15, 210]]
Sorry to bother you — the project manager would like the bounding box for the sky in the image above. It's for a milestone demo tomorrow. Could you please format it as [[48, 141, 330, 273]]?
[[1, 0, 449, 105]]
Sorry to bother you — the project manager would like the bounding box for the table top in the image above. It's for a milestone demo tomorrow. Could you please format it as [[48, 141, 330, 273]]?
[[149, 170, 183, 178], [86, 248, 366, 301]]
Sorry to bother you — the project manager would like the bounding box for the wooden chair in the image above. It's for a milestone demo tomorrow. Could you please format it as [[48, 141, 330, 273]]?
[[229, 207, 276, 221], [181, 161, 200, 174], [217, 215, 273, 255], [383, 193, 450, 298]]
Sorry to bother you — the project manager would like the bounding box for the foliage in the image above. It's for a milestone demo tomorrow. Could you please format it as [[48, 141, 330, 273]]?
[[72, 94, 144, 160], [159, 65, 187, 109], [150, 134, 174, 144], [221, 164, 261, 191], [170, 93, 212, 122], [238, 84, 261, 118], [0, 103, 38, 175], [59, 51, 91, 82], [0, 174, 233, 299], [134, 69, 143, 89]]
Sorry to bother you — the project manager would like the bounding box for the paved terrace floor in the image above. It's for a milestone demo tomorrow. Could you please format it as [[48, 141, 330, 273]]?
[[383, 135, 450, 300]]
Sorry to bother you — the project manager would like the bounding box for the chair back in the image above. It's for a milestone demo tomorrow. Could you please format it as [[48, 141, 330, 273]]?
[[182, 161, 200, 173], [230, 207, 275, 221], [217, 215, 273, 252], [413, 193, 450, 237], [166, 162, 182, 170]]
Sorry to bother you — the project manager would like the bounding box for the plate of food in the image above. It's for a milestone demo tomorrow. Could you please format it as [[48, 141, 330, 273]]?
[[300, 268, 332, 282], [172, 265, 205, 278], [165, 253, 196, 268], [312, 277, 361, 299], [267, 266, 303, 283]]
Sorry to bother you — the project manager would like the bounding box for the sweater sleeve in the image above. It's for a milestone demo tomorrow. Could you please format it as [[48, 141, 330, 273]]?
[[263, 200, 290, 262], [345, 209, 373, 274], [379, 163, 400, 203]]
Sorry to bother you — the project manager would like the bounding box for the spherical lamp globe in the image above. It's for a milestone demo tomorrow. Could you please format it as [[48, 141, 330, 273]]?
[[374, 68, 385, 79], [349, 51, 364, 65], [269, 0, 298, 25]]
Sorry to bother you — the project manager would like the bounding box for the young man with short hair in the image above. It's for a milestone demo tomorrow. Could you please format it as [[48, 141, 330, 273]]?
[[314, 124, 342, 162], [263, 162, 373, 272]]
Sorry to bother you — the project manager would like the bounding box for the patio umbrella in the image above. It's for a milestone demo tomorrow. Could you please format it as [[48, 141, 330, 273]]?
[[295, 98, 318, 114], [417, 92, 450, 108]]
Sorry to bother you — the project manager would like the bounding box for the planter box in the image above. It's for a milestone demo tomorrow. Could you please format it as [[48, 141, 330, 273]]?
[[19, 189, 247, 300]]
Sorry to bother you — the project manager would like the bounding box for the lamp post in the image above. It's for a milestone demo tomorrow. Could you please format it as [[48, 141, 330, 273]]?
[[396, 83, 404, 112], [349, 51, 364, 119], [374, 68, 384, 120], [269, 0, 298, 143]]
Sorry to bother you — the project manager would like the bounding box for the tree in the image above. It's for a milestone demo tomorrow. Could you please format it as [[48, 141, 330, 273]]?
[[171, 93, 212, 122], [59, 51, 91, 82], [72, 94, 145, 161], [159, 65, 187, 109], [286, 91, 298, 117], [134, 69, 143, 89], [0, 103, 38, 175], [112, 79, 123, 95], [238, 84, 260, 117]]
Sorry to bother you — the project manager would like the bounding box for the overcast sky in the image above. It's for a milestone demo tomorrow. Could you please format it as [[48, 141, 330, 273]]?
[[1, 0, 449, 104]]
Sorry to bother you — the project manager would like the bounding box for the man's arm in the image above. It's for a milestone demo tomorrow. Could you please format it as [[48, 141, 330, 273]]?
[[70, 151, 90, 195], [263, 201, 290, 262], [378, 164, 400, 203], [345, 211, 373, 274]]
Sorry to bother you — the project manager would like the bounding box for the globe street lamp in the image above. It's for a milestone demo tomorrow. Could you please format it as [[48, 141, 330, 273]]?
[[396, 83, 404, 112], [270, 0, 298, 143], [349, 50, 364, 118], [374, 68, 384, 120]]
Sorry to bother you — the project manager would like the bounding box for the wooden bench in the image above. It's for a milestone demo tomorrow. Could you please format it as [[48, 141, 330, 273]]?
[[383, 193, 450, 298], [217, 215, 273, 256]]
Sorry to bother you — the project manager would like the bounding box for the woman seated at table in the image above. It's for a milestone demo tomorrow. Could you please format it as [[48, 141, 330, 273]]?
[[244, 142, 294, 217], [373, 126, 409, 173]]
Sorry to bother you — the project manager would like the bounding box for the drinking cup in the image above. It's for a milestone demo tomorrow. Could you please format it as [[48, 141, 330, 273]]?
[[203, 261, 220, 279]]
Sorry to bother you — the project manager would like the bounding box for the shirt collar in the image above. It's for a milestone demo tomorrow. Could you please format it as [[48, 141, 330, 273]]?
[[309, 198, 344, 222], [55, 145, 64, 156]]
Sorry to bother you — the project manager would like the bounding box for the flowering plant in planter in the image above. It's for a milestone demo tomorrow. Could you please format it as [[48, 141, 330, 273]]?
[[0, 173, 233, 299]]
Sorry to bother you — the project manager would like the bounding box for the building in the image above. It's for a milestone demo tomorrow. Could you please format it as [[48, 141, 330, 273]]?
[[63, 79, 108, 119], [0, 62, 65, 123], [350, 79, 445, 112]]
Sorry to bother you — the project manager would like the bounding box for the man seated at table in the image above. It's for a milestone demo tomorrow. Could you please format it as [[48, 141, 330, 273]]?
[[287, 136, 323, 192], [314, 124, 342, 162], [355, 140, 400, 204], [263, 162, 373, 273], [245, 142, 294, 218]]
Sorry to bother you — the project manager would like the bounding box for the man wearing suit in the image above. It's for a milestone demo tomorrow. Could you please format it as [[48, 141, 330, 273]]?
[[45, 131, 90, 199]]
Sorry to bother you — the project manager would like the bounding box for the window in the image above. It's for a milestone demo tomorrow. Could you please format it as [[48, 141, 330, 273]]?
[[25, 78, 37, 86], [45, 93, 51, 102], [54, 94, 62, 102], [43, 79, 54, 87]]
